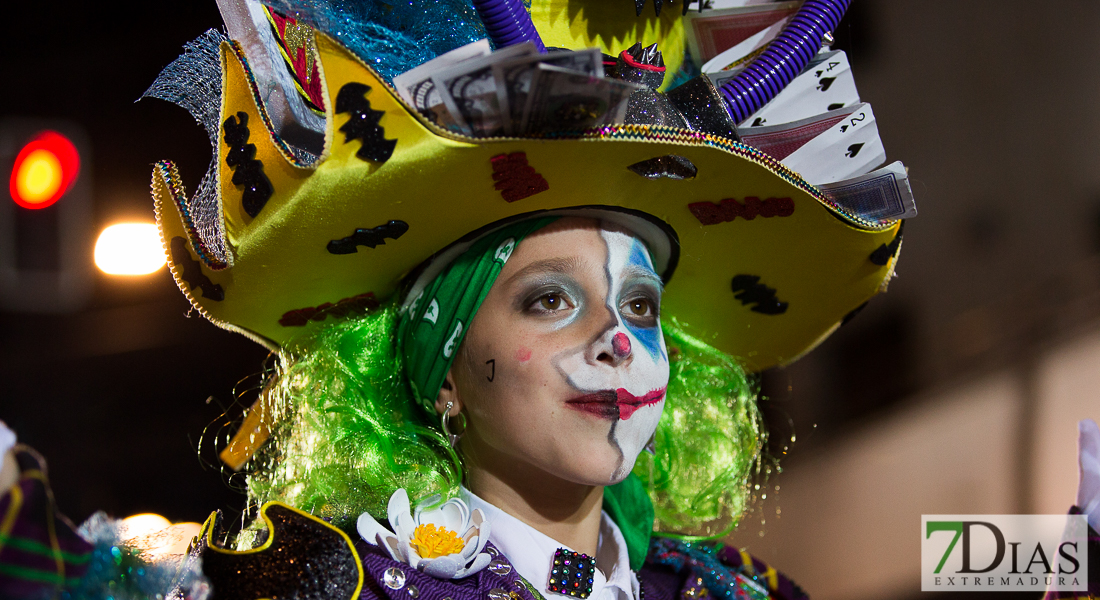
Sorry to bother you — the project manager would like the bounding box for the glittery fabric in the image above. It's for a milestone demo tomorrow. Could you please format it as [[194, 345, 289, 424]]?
[[261, 0, 490, 83], [626, 156, 697, 180], [663, 76, 740, 142], [643, 538, 808, 600], [196, 504, 362, 600], [142, 29, 230, 268], [617, 44, 690, 130]]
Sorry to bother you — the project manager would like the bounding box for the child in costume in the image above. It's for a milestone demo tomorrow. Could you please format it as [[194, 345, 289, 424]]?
[[0, 1, 1096, 599]]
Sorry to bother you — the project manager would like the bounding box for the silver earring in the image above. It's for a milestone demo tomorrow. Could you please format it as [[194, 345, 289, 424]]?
[[441, 401, 467, 447]]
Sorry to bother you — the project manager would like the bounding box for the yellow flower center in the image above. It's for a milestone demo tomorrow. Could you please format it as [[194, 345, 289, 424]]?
[[410, 523, 466, 559]]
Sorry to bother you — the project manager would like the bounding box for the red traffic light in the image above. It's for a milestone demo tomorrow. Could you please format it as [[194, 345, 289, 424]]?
[[9, 131, 80, 209]]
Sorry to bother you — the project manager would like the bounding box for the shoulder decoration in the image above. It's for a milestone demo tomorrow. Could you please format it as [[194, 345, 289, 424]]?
[[643, 537, 808, 600], [192, 502, 365, 600], [357, 488, 492, 579]]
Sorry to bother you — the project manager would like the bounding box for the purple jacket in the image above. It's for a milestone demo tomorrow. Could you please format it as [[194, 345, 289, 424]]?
[[189, 502, 808, 600]]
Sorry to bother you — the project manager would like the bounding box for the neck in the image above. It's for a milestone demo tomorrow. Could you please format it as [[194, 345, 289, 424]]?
[[462, 441, 604, 556]]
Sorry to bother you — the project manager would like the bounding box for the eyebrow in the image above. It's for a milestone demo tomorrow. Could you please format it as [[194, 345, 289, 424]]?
[[621, 264, 664, 290], [502, 256, 585, 286]]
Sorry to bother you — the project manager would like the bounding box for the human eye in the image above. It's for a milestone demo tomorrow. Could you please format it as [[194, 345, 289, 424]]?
[[523, 288, 576, 315], [620, 293, 659, 328]]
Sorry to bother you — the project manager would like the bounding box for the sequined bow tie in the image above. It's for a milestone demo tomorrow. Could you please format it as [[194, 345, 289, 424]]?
[[548, 548, 596, 598]]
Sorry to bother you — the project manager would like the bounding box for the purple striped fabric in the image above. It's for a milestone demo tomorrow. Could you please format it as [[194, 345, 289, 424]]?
[[0, 447, 92, 599]]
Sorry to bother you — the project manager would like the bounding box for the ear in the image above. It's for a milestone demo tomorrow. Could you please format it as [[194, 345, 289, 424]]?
[[434, 369, 462, 416]]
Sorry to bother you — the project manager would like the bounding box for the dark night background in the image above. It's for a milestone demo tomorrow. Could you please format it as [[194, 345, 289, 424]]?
[[1, 2, 266, 525]]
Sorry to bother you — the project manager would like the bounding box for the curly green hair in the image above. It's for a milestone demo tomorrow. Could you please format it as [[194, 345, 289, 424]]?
[[242, 301, 764, 539]]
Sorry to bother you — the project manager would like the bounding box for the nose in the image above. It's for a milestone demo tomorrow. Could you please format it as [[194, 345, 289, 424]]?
[[611, 332, 631, 358], [593, 329, 632, 366]]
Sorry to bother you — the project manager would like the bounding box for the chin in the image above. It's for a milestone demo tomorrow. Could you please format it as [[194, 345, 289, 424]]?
[[554, 448, 644, 487]]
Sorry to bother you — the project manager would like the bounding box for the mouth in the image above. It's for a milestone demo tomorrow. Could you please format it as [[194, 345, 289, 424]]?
[[566, 387, 666, 420]]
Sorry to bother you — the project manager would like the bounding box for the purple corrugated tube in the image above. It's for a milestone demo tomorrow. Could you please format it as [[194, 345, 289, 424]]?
[[719, 0, 850, 123], [471, 0, 548, 53]]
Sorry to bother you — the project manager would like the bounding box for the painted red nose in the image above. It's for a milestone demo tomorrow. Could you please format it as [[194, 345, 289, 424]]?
[[612, 332, 631, 357]]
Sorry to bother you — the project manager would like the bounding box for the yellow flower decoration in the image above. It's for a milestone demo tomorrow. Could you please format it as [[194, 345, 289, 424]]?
[[358, 489, 492, 579], [411, 523, 466, 559]]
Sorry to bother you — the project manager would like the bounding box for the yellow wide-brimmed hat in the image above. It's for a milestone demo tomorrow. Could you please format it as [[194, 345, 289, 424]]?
[[153, 14, 902, 372]]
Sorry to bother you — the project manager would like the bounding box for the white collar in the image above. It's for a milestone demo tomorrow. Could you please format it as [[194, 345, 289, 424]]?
[[463, 488, 639, 600]]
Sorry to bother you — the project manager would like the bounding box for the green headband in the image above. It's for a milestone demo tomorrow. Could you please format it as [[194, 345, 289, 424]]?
[[397, 217, 559, 413]]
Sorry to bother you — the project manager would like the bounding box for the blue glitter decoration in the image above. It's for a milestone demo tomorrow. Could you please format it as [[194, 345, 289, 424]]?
[[262, 0, 491, 82], [61, 512, 209, 600], [648, 538, 768, 600]]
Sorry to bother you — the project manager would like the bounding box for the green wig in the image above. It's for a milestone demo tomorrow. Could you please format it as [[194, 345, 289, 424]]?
[[243, 301, 765, 538]]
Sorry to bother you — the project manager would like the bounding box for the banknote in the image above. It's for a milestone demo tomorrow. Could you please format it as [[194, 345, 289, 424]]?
[[683, 1, 800, 65], [491, 48, 604, 135], [734, 50, 860, 128], [430, 43, 537, 136], [817, 161, 917, 222], [392, 38, 491, 105], [521, 64, 640, 134], [407, 77, 463, 132]]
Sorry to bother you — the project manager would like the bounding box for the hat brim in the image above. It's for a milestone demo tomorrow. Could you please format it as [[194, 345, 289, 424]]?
[[153, 33, 901, 371]]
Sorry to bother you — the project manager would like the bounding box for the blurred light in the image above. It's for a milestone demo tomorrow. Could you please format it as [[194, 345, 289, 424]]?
[[10, 131, 80, 209], [119, 513, 172, 540], [94, 223, 165, 275]]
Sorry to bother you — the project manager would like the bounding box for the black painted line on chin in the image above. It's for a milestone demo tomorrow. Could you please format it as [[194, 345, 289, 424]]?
[[607, 418, 626, 481]]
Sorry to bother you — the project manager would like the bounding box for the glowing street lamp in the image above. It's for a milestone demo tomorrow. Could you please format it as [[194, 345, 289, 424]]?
[[94, 223, 166, 275]]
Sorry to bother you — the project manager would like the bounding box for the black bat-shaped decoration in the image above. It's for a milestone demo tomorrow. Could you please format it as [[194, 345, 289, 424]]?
[[170, 237, 224, 301], [223, 112, 274, 218], [730, 274, 788, 315], [627, 155, 698, 180], [327, 220, 410, 254], [869, 221, 904, 266], [336, 82, 397, 164]]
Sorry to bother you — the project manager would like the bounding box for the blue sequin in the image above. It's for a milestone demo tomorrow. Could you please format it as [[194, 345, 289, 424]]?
[[263, 0, 490, 82]]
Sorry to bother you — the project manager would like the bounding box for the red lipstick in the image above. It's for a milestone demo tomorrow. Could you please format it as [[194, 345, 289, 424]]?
[[567, 387, 666, 420], [615, 387, 666, 419]]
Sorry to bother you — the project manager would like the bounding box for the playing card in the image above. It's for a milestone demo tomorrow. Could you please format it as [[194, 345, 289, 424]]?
[[780, 103, 886, 184], [818, 161, 917, 222], [740, 103, 859, 159], [683, 1, 800, 65], [700, 15, 791, 74], [735, 50, 859, 128]]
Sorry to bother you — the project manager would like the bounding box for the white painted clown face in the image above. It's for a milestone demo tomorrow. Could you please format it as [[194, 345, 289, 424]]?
[[442, 217, 670, 488]]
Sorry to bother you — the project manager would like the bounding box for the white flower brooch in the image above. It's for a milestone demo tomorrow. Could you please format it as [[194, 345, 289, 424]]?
[[357, 488, 492, 579]]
